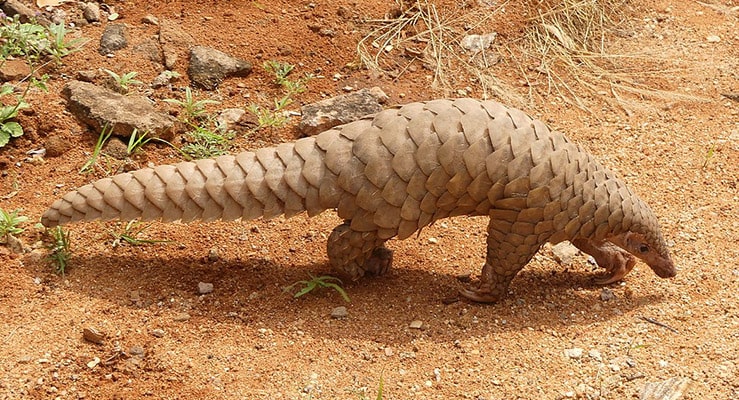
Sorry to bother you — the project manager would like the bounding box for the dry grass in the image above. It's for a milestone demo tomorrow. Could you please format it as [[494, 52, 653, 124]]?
[[517, 0, 706, 113], [356, 0, 525, 106], [357, 0, 706, 112]]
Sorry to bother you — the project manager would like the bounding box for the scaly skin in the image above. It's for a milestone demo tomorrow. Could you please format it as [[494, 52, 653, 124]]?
[[41, 98, 676, 302]]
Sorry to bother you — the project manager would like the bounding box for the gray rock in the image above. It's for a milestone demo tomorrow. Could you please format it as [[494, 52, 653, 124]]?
[[600, 288, 617, 301], [6, 234, 25, 254], [188, 46, 252, 90], [330, 306, 348, 319], [551, 242, 581, 265], [1, 0, 49, 25], [133, 39, 163, 64], [198, 282, 214, 294], [63, 80, 176, 140], [216, 108, 246, 132], [82, 2, 101, 23], [298, 87, 388, 136], [99, 24, 127, 55], [151, 328, 165, 337], [460, 33, 497, 52], [151, 71, 180, 88], [159, 19, 195, 69], [75, 69, 98, 82]]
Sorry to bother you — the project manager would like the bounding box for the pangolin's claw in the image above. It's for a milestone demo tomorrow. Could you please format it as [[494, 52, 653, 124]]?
[[593, 252, 636, 285], [363, 247, 393, 276], [459, 285, 502, 303], [594, 271, 625, 285]]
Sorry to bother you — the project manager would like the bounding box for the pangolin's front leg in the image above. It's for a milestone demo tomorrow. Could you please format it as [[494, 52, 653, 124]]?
[[460, 219, 543, 303], [572, 238, 636, 284], [327, 221, 393, 280]]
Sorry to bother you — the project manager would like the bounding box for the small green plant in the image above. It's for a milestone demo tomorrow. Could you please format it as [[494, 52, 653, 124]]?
[[0, 17, 77, 148], [79, 124, 113, 174], [248, 61, 313, 131], [47, 226, 71, 275], [108, 220, 172, 247], [0, 16, 86, 63], [702, 143, 717, 169], [284, 274, 350, 303], [0, 207, 28, 241], [45, 22, 87, 62], [163, 87, 220, 123], [103, 69, 143, 93], [126, 129, 152, 155], [264, 60, 314, 96], [161, 70, 181, 80], [181, 123, 232, 159], [246, 98, 290, 130], [0, 84, 28, 147], [0, 74, 49, 148]]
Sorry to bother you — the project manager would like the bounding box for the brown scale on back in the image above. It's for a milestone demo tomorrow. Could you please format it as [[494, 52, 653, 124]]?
[[42, 99, 676, 302]]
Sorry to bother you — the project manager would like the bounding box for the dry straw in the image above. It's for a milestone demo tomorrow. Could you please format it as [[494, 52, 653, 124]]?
[[357, 0, 705, 112]]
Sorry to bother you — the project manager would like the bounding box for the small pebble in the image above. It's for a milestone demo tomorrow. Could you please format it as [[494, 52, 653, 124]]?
[[409, 320, 423, 329], [129, 346, 145, 357], [564, 348, 583, 359], [600, 288, 616, 301], [87, 357, 100, 369], [151, 329, 165, 338], [173, 312, 191, 322], [198, 282, 214, 294], [330, 306, 348, 319], [589, 349, 602, 362], [706, 35, 721, 43], [82, 327, 105, 345], [428, 237, 438, 244], [141, 14, 159, 25]]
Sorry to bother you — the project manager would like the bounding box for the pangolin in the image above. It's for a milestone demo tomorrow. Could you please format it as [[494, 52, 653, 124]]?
[[41, 98, 676, 302]]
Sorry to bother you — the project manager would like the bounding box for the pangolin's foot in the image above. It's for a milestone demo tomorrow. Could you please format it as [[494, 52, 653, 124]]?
[[458, 262, 511, 303], [572, 238, 638, 285], [594, 250, 636, 285], [362, 247, 394, 276], [459, 283, 505, 303], [330, 247, 394, 281]]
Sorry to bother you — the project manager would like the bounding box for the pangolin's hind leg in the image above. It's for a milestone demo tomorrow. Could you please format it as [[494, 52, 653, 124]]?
[[460, 219, 542, 303], [327, 221, 393, 280]]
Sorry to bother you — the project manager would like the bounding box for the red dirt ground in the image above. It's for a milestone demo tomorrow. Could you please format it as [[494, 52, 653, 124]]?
[[0, 0, 737, 399]]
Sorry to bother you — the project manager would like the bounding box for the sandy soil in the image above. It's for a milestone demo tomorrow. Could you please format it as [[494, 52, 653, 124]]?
[[0, 0, 737, 399]]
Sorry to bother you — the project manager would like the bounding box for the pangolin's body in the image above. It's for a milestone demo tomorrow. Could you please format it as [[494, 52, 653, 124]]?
[[42, 98, 676, 302]]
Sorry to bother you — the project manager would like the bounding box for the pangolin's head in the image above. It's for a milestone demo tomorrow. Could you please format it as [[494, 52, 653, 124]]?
[[610, 198, 676, 279], [610, 231, 675, 278]]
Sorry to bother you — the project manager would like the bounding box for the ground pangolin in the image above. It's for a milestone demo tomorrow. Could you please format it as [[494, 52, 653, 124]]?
[[41, 98, 676, 302]]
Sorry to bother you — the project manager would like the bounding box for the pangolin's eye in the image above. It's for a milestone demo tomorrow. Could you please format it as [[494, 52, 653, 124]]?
[[639, 244, 650, 253]]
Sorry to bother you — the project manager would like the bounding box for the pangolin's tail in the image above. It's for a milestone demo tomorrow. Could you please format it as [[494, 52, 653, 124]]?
[[41, 136, 345, 228]]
